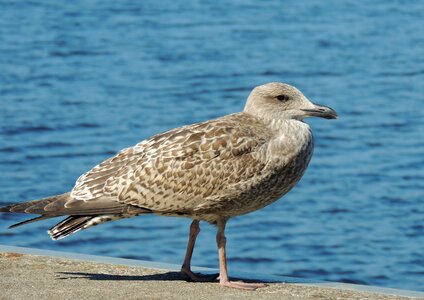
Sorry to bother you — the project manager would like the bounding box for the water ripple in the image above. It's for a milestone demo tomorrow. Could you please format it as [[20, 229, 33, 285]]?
[[0, 0, 423, 292]]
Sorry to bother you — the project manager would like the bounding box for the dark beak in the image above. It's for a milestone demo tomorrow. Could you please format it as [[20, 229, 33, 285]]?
[[301, 104, 338, 119]]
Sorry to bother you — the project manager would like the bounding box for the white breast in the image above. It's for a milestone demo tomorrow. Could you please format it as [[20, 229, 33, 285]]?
[[266, 119, 313, 164]]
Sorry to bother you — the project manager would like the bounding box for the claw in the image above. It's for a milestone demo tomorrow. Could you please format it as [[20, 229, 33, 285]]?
[[220, 280, 268, 290], [181, 268, 218, 282]]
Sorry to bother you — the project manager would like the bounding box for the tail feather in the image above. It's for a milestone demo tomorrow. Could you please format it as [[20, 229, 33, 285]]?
[[1, 193, 149, 218], [1, 193, 70, 215], [1, 193, 152, 239], [48, 214, 126, 240], [48, 216, 94, 240], [8, 215, 56, 229]]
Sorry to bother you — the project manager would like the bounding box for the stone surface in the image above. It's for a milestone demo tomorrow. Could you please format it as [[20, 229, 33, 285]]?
[[0, 252, 419, 300]]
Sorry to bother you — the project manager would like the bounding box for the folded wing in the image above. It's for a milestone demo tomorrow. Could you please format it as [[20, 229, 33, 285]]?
[[68, 113, 271, 214]]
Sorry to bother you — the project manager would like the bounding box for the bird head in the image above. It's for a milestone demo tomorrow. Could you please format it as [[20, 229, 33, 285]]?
[[244, 82, 338, 121]]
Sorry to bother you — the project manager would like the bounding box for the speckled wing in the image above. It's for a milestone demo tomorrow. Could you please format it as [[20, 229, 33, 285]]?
[[69, 113, 271, 213], [70, 146, 141, 201]]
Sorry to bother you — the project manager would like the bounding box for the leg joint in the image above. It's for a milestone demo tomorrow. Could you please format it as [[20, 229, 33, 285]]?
[[190, 220, 200, 236]]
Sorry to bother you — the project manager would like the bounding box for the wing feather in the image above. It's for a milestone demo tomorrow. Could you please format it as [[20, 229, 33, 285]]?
[[70, 147, 141, 201], [70, 113, 270, 213]]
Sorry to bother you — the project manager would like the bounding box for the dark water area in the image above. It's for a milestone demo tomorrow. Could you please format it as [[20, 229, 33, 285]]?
[[1, 0, 423, 291]]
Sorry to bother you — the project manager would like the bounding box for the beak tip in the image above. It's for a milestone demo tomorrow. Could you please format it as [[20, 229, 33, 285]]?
[[302, 106, 338, 120], [330, 114, 338, 120], [326, 107, 338, 120]]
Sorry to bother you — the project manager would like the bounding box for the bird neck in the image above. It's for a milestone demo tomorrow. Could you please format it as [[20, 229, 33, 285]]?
[[265, 119, 313, 164], [252, 114, 308, 134]]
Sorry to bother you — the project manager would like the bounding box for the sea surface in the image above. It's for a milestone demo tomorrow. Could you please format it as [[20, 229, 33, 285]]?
[[1, 0, 423, 291]]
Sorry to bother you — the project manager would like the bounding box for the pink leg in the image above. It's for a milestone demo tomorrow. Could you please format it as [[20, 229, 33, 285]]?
[[181, 220, 217, 282], [216, 219, 267, 290]]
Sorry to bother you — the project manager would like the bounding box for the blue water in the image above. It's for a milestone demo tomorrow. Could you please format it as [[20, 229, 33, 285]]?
[[1, 0, 423, 291]]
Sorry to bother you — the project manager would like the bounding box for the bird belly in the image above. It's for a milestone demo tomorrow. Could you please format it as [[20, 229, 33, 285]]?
[[208, 137, 314, 218]]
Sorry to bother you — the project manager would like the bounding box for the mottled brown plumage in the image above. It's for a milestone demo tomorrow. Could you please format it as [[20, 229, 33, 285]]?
[[1, 82, 337, 290]]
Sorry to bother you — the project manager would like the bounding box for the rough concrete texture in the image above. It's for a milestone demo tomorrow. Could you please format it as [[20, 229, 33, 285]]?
[[0, 252, 420, 300]]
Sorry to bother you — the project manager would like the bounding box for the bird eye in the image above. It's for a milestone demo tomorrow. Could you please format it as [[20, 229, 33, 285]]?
[[276, 95, 290, 101]]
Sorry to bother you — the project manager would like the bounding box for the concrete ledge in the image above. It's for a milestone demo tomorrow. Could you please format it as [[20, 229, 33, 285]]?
[[1, 245, 423, 300]]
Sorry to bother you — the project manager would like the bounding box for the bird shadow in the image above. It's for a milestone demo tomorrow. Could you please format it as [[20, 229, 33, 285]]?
[[56, 271, 219, 282], [55, 271, 280, 284]]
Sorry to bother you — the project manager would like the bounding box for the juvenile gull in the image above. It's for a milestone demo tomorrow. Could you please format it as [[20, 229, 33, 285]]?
[[1, 82, 337, 290]]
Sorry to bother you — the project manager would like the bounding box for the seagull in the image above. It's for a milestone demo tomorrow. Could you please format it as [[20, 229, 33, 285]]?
[[1, 82, 337, 290]]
